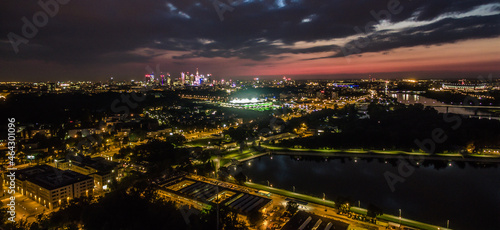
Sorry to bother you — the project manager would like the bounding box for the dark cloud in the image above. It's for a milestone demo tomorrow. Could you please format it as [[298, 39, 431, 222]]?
[[0, 0, 498, 80], [317, 14, 500, 59]]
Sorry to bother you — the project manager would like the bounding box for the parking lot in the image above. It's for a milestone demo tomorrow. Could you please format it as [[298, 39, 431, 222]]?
[[1, 192, 49, 223]]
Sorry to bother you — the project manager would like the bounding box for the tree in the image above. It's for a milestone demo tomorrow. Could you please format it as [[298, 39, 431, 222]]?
[[129, 130, 146, 142], [234, 172, 247, 184], [202, 206, 248, 230], [286, 201, 299, 215], [367, 204, 383, 218], [224, 127, 251, 143], [0, 203, 9, 226], [466, 141, 475, 153], [247, 210, 263, 226], [32, 133, 48, 142], [164, 134, 186, 146], [199, 150, 213, 163], [122, 136, 129, 146], [334, 196, 352, 214]]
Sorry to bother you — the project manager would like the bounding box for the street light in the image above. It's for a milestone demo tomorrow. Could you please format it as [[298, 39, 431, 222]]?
[[293, 186, 295, 193], [267, 180, 270, 186], [447, 220, 449, 229], [399, 209, 402, 225], [323, 193, 327, 212]]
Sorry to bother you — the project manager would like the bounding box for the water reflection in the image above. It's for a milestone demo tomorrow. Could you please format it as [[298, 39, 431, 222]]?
[[390, 93, 492, 116], [235, 155, 500, 230]]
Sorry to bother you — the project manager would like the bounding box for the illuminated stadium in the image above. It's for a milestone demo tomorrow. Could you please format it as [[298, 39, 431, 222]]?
[[221, 98, 278, 110]]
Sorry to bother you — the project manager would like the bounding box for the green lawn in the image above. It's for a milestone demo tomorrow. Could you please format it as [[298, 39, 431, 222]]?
[[186, 138, 216, 147], [262, 144, 425, 155], [261, 144, 490, 159], [212, 148, 260, 166], [350, 207, 451, 230]]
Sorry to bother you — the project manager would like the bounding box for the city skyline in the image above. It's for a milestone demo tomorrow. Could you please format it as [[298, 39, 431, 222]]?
[[1, 0, 499, 81], [2, 1, 500, 229], [1, 77, 499, 229]]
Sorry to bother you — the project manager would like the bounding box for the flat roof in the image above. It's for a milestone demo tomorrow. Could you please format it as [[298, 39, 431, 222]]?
[[18, 165, 92, 190], [163, 178, 271, 215], [282, 211, 349, 230], [70, 156, 119, 172]]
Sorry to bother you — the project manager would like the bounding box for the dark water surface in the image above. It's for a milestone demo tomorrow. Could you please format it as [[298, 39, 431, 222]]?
[[236, 155, 500, 230]]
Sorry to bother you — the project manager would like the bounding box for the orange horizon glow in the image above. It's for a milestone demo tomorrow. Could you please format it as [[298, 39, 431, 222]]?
[[156, 37, 500, 78]]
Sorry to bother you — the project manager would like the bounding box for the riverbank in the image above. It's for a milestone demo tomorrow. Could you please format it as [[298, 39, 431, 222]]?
[[245, 182, 451, 230], [261, 144, 500, 163], [209, 148, 268, 167]]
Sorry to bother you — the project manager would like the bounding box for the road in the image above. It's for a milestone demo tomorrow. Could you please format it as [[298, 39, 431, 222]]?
[[185, 175, 381, 230], [246, 182, 452, 230], [98, 139, 149, 160]]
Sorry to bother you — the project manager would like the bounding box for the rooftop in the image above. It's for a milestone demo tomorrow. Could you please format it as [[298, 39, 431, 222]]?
[[18, 165, 92, 190]]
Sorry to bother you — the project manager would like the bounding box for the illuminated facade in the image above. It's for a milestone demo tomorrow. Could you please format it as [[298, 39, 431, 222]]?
[[442, 82, 487, 91], [7, 165, 94, 209]]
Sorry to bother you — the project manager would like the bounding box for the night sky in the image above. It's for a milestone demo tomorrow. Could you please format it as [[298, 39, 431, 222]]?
[[1, 0, 499, 81]]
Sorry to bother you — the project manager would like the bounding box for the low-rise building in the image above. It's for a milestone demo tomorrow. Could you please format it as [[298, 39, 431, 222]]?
[[66, 156, 119, 190], [7, 165, 93, 209], [68, 128, 101, 138], [146, 128, 173, 138], [29, 129, 52, 139]]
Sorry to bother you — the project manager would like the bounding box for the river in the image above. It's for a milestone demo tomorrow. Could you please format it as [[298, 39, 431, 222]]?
[[234, 154, 500, 230], [390, 93, 493, 117]]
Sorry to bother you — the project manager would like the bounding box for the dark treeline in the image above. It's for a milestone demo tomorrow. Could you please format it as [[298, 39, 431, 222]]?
[[279, 103, 500, 153], [423, 90, 500, 105], [179, 88, 229, 97], [230, 86, 302, 99], [0, 92, 180, 125]]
